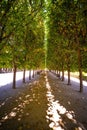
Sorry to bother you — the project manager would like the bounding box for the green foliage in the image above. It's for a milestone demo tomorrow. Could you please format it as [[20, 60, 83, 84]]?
[[0, 0, 45, 70], [47, 0, 87, 73], [0, 0, 87, 73]]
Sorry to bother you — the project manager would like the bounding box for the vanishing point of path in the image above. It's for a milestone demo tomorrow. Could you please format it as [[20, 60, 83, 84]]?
[[0, 72, 87, 130]]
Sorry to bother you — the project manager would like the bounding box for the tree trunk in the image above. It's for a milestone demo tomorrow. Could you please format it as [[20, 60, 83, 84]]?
[[67, 57, 71, 85], [29, 70, 31, 80], [78, 49, 83, 92], [76, 33, 83, 92], [32, 70, 34, 78], [67, 66, 71, 85], [23, 68, 26, 83], [61, 64, 64, 81], [58, 70, 60, 78], [12, 63, 17, 89], [62, 69, 64, 81], [61, 61, 64, 81]]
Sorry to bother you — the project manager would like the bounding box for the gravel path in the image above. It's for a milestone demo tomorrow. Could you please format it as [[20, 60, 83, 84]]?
[[0, 71, 87, 130]]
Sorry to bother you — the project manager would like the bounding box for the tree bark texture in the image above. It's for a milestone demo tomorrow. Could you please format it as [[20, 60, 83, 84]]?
[[23, 68, 26, 83], [32, 70, 34, 78], [78, 49, 83, 92], [12, 63, 17, 89]]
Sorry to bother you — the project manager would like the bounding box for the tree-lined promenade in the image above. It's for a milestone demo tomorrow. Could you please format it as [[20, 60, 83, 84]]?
[[0, 72, 87, 130], [0, 1, 87, 129], [0, 0, 87, 92]]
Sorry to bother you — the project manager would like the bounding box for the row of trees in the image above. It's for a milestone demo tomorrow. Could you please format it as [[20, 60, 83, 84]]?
[[0, 0, 87, 92], [47, 0, 87, 92], [0, 0, 45, 88]]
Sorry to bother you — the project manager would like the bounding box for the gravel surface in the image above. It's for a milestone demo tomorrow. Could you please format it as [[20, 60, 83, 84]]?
[[0, 71, 87, 130]]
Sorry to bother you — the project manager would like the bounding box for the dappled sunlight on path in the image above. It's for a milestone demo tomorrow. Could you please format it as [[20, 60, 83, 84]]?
[[0, 72, 86, 130], [0, 74, 49, 130], [45, 72, 86, 130]]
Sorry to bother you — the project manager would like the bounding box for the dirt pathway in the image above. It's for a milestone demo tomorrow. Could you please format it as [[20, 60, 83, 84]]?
[[0, 72, 87, 130], [47, 72, 87, 130]]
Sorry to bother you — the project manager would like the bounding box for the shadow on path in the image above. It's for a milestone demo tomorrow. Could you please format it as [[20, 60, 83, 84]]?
[[0, 72, 87, 130], [0, 74, 50, 130]]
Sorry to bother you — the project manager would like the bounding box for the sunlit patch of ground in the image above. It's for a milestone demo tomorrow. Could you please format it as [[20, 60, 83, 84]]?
[[0, 71, 33, 87], [45, 73, 86, 130], [63, 71, 87, 87], [0, 72, 87, 130], [0, 74, 50, 130]]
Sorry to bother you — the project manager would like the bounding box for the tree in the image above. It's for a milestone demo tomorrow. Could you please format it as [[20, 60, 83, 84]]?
[[0, 0, 45, 88], [47, 0, 87, 92]]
